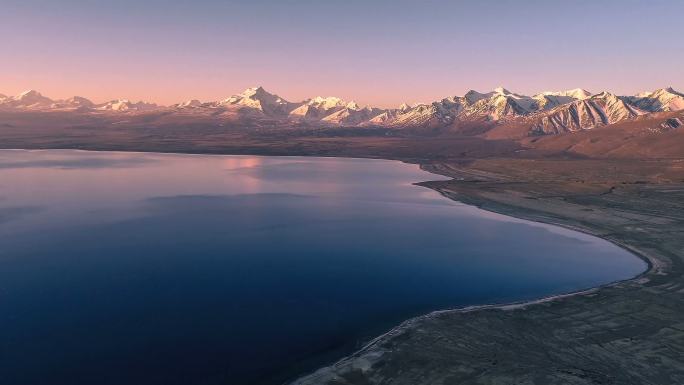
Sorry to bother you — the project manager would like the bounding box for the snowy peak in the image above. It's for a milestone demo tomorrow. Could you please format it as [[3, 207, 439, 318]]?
[[532, 91, 645, 134], [60, 96, 95, 109], [290, 96, 349, 120], [571, 88, 593, 99], [591, 91, 617, 99], [97, 99, 133, 111], [176, 99, 202, 108], [321, 106, 384, 125], [533, 89, 592, 110], [5, 89, 54, 108], [388, 101, 459, 128], [345, 101, 361, 110], [96, 99, 158, 112], [492, 87, 534, 100], [485, 94, 533, 119], [290, 95, 378, 123], [493, 87, 512, 95], [591, 92, 644, 121], [387, 87, 593, 128], [237, 86, 282, 101], [460, 88, 535, 119], [0, 90, 147, 111], [306, 96, 346, 109], [640, 87, 683, 98], [242, 86, 266, 96], [539, 88, 592, 100], [464, 90, 493, 104], [239, 86, 288, 105], [630, 87, 684, 112], [15, 89, 47, 100], [221, 86, 293, 116]]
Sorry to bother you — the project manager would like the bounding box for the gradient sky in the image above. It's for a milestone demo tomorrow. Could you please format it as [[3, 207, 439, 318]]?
[[2, 0, 683, 107]]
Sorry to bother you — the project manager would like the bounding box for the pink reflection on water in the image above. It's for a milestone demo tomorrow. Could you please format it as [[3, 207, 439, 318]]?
[[0, 150, 447, 234]]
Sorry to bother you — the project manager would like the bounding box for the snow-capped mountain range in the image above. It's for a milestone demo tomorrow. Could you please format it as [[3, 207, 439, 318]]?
[[0, 90, 159, 112], [2, 86, 683, 134]]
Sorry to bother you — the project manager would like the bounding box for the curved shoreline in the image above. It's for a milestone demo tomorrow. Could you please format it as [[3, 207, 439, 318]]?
[[290, 163, 684, 384], [290, 180, 660, 384], [2, 148, 681, 384]]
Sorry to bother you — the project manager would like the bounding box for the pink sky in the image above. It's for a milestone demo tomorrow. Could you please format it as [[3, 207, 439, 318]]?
[[2, 0, 683, 107]]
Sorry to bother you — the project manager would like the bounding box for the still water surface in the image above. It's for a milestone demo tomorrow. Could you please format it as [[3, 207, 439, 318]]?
[[0, 150, 645, 384]]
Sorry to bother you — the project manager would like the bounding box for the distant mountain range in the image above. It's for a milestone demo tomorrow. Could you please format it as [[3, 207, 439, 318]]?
[[2, 86, 683, 135]]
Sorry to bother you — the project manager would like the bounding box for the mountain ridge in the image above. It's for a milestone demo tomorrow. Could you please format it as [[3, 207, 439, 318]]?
[[1, 86, 682, 136]]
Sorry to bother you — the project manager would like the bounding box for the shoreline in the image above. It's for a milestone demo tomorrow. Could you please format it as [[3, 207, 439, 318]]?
[[291, 160, 684, 384], [290, 182, 660, 384], [430, 187, 658, 277], [2, 146, 682, 384]]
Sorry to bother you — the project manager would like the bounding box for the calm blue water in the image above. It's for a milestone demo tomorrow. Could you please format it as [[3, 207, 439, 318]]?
[[0, 150, 645, 385]]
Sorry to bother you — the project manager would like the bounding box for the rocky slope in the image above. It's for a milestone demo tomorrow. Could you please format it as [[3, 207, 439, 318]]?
[[530, 92, 646, 134]]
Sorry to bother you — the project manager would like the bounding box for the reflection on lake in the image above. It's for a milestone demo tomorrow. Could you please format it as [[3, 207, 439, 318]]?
[[0, 150, 645, 385]]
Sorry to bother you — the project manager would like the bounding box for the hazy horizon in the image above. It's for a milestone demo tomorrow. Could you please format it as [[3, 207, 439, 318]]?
[[3, 0, 683, 107]]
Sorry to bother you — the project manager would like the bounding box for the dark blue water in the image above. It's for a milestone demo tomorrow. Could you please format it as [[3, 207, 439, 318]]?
[[0, 150, 645, 385]]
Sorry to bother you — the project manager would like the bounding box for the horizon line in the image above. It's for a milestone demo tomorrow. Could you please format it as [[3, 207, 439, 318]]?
[[3, 84, 681, 108]]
